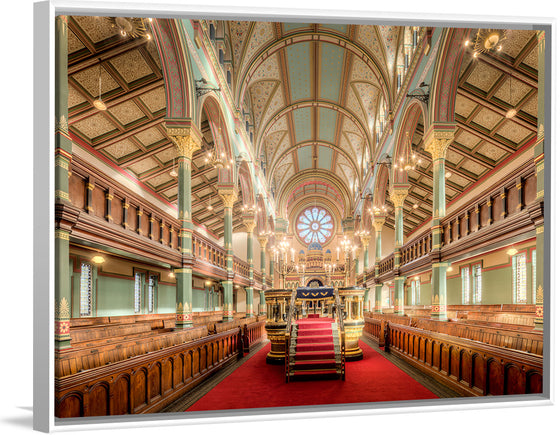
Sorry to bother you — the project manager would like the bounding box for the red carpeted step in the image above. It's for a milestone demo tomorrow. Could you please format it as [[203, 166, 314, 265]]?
[[294, 351, 335, 360], [298, 328, 332, 336], [296, 335, 333, 344], [296, 343, 334, 352], [294, 360, 336, 370]]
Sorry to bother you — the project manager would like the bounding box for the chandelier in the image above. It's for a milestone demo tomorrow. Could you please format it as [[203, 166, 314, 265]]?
[[104, 17, 153, 39], [394, 132, 420, 173], [203, 127, 235, 170], [465, 28, 508, 59]]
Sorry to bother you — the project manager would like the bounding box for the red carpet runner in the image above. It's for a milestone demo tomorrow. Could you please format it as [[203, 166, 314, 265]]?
[[187, 338, 438, 412], [292, 318, 338, 380]]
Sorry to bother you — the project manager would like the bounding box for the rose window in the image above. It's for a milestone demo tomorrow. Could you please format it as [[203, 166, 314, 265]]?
[[296, 207, 334, 244]]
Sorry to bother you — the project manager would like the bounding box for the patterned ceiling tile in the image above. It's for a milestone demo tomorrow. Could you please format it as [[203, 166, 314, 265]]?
[[134, 127, 165, 146], [163, 185, 178, 198], [522, 45, 538, 70], [286, 42, 312, 101], [341, 115, 361, 137], [378, 26, 400, 71], [346, 88, 367, 126], [447, 173, 470, 187], [465, 62, 502, 93], [264, 130, 285, 165], [350, 56, 376, 83], [127, 156, 160, 175], [229, 21, 252, 68], [520, 93, 538, 117], [318, 107, 338, 143], [493, 76, 532, 106], [154, 147, 177, 164], [445, 149, 463, 165], [138, 87, 166, 113], [354, 82, 379, 126], [109, 50, 153, 83], [267, 114, 288, 135], [320, 24, 348, 34], [72, 112, 117, 139], [454, 94, 478, 119], [356, 25, 386, 73], [109, 100, 146, 125], [319, 42, 344, 101], [260, 85, 285, 131], [249, 80, 278, 130], [454, 130, 481, 150], [283, 23, 312, 33], [251, 52, 281, 81], [73, 16, 116, 43], [412, 186, 427, 197], [68, 84, 88, 107], [147, 172, 174, 189], [145, 41, 162, 69], [495, 120, 533, 144], [460, 159, 487, 176], [68, 29, 86, 53], [72, 65, 120, 98], [293, 107, 313, 143], [501, 30, 534, 60], [471, 107, 504, 131], [242, 21, 274, 71], [103, 138, 140, 159], [476, 141, 507, 162]]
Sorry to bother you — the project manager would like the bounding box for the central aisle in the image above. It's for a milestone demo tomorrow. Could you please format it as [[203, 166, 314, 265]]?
[[186, 339, 439, 412]]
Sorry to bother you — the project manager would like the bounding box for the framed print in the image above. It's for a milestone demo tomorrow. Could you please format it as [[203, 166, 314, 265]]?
[[31, 0, 555, 432]]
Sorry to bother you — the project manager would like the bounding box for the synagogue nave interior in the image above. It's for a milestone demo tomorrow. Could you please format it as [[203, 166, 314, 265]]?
[[52, 14, 547, 418]]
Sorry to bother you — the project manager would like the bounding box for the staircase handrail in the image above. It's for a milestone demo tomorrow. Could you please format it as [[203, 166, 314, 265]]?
[[335, 288, 346, 380], [285, 289, 297, 382]]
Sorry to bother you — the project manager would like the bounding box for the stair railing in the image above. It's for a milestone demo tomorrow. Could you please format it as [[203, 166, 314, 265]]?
[[335, 288, 346, 381], [284, 289, 297, 383]]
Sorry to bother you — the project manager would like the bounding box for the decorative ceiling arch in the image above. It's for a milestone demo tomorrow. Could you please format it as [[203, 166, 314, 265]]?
[[235, 31, 393, 110], [392, 100, 425, 185]]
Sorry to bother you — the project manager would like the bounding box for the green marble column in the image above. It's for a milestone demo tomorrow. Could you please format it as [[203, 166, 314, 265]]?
[[361, 235, 371, 310], [54, 16, 72, 350], [258, 236, 268, 315], [425, 128, 454, 321], [219, 186, 238, 321], [243, 215, 256, 317], [167, 126, 202, 329], [534, 30, 546, 331], [390, 188, 408, 315], [373, 216, 386, 313]]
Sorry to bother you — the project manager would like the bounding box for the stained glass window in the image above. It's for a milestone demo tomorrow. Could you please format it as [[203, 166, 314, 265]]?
[[148, 275, 157, 313], [473, 264, 482, 304], [513, 253, 527, 304], [296, 206, 334, 245], [461, 267, 470, 305], [80, 263, 92, 317], [134, 272, 143, 313]]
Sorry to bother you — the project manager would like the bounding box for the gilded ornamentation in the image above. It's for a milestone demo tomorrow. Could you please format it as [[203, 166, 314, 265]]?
[[166, 127, 202, 159], [55, 297, 70, 320], [258, 236, 269, 248], [55, 190, 70, 201], [55, 229, 70, 240], [373, 217, 386, 232], [244, 219, 257, 233], [218, 189, 238, 208], [389, 188, 408, 208], [424, 129, 455, 160], [536, 285, 543, 304]]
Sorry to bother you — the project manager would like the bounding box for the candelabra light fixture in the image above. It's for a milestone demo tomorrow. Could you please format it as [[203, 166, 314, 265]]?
[[465, 28, 508, 59], [394, 132, 421, 173], [204, 128, 235, 170]]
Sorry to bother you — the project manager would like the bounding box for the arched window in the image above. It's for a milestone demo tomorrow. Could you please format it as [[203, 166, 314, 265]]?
[[296, 206, 334, 245]]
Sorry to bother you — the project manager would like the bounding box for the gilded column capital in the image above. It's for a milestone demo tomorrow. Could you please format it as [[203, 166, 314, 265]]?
[[257, 236, 269, 249], [244, 219, 256, 233], [424, 128, 455, 161], [218, 188, 238, 208], [166, 126, 202, 159], [389, 188, 408, 208], [373, 216, 386, 232], [360, 236, 371, 248]]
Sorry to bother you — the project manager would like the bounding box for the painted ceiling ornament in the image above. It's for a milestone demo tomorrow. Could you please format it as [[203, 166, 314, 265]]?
[[104, 17, 149, 39], [296, 206, 334, 245]]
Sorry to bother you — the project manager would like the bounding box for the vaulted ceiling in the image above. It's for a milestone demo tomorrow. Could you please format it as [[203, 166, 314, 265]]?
[[66, 16, 539, 241]]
